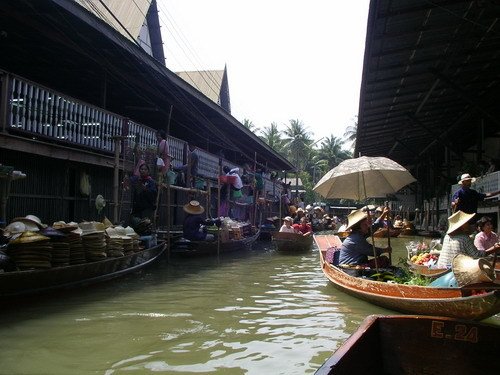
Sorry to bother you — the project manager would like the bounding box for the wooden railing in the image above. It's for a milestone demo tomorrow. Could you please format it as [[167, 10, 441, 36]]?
[[1, 71, 283, 195]]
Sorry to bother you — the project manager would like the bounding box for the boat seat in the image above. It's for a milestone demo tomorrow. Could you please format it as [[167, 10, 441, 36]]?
[[325, 246, 341, 266]]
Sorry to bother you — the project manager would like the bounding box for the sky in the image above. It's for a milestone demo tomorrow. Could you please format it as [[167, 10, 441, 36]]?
[[156, 0, 370, 146]]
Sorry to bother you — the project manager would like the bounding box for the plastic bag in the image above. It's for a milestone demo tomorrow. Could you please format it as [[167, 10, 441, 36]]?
[[156, 157, 165, 167]]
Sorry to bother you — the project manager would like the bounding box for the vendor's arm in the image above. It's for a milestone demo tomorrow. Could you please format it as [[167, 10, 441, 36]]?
[[484, 241, 500, 255], [485, 190, 500, 198]]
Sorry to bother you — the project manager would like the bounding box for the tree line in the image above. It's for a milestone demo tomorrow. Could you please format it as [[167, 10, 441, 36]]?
[[242, 118, 357, 203]]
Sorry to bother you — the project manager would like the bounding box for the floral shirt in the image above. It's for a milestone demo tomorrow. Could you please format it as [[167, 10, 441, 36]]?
[[437, 233, 485, 268]]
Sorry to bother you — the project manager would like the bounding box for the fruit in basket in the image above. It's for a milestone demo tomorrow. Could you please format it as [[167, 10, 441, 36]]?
[[411, 252, 439, 265]]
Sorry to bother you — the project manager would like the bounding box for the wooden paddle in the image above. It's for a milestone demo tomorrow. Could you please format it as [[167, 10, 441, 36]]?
[[385, 201, 391, 265]]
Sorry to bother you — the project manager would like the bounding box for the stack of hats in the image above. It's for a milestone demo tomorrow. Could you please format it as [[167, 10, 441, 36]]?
[[114, 226, 134, 255], [79, 221, 107, 262], [104, 227, 125, 258], [124, 226, 141, 252], [41, 227, 69, 267], [7, 231, 52, 270], [53, 221, 85, 265]]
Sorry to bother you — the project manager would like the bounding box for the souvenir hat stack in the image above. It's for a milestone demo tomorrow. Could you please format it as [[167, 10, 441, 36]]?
[[67, 227, 86, 265], [41, 226, 70, 267], [12, 215, 46, 231], [3, 221, 28, 240], [7, 231, 52, 270], [114, 226, 134, 255], [104, 227, 125, 258], [79, 221, 107, 261], [124, 226, 141, 252]]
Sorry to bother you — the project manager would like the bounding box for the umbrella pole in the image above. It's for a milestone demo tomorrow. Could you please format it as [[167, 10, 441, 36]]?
[[366, 209, 379, 272], [361, 173, 379, 272], [385, 201, 392, 265]]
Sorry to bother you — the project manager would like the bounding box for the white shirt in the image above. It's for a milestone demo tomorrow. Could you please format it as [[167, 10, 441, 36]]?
[[279, 224, 296, 233]]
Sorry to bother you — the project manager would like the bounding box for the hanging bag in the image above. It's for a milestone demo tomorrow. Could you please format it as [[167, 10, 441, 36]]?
[[156, 140, 166, 167]]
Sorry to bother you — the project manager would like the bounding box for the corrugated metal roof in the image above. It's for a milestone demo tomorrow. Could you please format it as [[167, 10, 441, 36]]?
[[176, 70, 225, 105], [75, 0, 150, 40], [356, 0, 500, 174]]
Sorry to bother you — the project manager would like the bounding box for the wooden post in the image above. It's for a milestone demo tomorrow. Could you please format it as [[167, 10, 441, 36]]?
[[112, 136, 126, 223], [166, 178, 171, 262], [253, 152, 258, 228]]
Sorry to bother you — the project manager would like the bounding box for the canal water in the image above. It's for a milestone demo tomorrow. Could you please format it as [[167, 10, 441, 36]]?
[[1, 237, 499, 374]]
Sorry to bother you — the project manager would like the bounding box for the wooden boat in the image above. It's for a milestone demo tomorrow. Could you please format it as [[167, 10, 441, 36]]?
[[0, 241, 166, 298], [406, 260, 450, 278], [272, 231, 313, 252], [314, 234, 500, 320], [170, 229, 260, 257], [372, 227, 400, 238], [315, 314, 500, 375]]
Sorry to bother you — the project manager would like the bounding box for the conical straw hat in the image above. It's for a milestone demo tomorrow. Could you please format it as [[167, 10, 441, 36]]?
[[452, 254, 494, 287]]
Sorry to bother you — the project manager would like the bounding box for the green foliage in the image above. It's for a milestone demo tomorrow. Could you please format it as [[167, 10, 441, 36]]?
[[250, 117, 356, 200], [393, 258, 432, 286]]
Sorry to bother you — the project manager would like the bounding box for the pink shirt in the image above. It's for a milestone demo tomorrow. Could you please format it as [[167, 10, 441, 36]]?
[[474, 231, 499, 251]]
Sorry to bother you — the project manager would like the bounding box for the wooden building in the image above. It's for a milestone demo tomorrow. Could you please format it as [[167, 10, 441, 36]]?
[[0, 0, 293, 228]]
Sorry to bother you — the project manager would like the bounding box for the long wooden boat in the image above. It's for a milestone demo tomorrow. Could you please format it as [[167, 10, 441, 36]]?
[[315, 314, 500, 375], [272, 231, 313, 252], [0, 241, 166, 298], [170, 230, 260, 257], [314, 234, 500, 320]]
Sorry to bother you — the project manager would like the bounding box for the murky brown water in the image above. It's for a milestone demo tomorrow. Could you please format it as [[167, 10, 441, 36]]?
[[0, 237, 498, 374]]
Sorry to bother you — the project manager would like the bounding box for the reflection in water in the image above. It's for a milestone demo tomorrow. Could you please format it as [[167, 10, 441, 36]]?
[[0, 238, 498, 374]]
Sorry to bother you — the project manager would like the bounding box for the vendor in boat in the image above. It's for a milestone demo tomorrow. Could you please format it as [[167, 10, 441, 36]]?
[[338, 208, 391, 268], [293, 208, 305, 224], [182, 200, 216, 241], [293, 216, 313, 236], [437, 211, 500, 268], [451, 173, 500, 215], [474, 216, 499, 252], [130, 162, 157, 222], [279, 216, 297, 233], [372, 206, 391, 231]]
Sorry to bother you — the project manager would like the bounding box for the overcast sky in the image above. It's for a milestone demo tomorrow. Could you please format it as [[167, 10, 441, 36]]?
[[156, 0, 370, 146]]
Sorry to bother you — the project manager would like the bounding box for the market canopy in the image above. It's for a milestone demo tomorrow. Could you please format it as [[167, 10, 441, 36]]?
[[356, 0, 500, 172]]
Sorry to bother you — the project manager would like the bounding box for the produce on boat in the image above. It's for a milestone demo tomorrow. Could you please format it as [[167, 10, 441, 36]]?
[[314, 234, 500, 320]]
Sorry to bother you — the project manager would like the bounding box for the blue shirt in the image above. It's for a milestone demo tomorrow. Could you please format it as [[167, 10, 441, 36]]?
[[452, 187, 486, 214], [339, 231, 384, 265], [183, 214, 207, 241]]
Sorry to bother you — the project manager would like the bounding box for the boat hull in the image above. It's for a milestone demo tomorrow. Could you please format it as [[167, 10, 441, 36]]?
[[171, 230, 260, 257], [0, 242, 166, 297], [314, 235, 500, 320], [272, 232, 313, 252], [315, 315, 500, 375]]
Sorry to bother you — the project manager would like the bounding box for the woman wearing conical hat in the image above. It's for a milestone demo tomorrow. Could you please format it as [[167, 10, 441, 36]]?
[[338, 208, 392, 268], [436, 211, 500, 268]]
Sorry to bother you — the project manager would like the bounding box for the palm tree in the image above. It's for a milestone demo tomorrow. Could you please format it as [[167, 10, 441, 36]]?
[[282, 119, 313, 171], [343, 116, 358, 150], [242, 118, 256, 132], [260, 122, 284, 152], [316, 136, 352, 171]]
